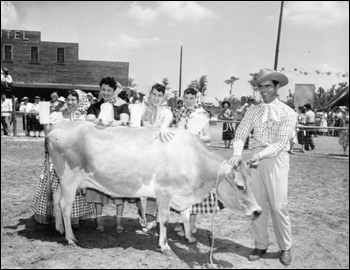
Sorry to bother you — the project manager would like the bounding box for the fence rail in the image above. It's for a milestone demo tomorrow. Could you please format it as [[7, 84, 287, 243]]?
[[2, 111, 349, 137], [211, 119, 349, 130]]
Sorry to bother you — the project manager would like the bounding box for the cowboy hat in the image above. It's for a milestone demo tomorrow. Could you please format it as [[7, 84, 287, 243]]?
[[304, 103, 312, 109], [252, 68, 289, 87], [22, 96, 28, 101], [222, 101, 231, 108]]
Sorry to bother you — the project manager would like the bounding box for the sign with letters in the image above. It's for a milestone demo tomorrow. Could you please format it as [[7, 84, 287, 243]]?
[[1, 30, 29, 40]]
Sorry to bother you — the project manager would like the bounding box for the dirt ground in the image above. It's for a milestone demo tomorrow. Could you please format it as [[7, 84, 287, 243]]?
[[1, 125, 349, 269]]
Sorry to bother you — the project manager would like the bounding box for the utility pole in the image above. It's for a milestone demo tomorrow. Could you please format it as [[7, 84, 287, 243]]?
[[274, 1, 284, 70], [179, 45, 183, 97]]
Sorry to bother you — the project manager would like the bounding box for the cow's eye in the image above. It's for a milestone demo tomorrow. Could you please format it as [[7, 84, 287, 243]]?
[[236, 184, 244, 191]]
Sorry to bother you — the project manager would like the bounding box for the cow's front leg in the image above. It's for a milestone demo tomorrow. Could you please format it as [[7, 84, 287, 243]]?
[[180, 208, 197, 243], [157, 195, 175, 257]]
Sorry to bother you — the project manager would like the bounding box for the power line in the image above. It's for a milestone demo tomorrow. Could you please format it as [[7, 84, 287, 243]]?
[[279, 50, 349, 55]]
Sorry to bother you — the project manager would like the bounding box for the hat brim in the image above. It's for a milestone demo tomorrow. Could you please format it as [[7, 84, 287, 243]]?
[[252, 72, 288, 87]]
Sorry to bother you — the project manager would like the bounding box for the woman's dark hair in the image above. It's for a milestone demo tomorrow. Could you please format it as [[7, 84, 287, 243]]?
[[99, 77, 117, 90], [184, 87, 198, 96], [151, 83, 166, 94], [118, 91, 130, 103], [299, 106, 306, 113], [67, 90, 80, 102]]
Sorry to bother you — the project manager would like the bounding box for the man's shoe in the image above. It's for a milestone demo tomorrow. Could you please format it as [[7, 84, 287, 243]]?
[[248, 248, 267, 261], [280, 248, 292, 266]]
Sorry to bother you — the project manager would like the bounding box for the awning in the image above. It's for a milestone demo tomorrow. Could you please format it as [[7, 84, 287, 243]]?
[[321, 87, 349, 108]]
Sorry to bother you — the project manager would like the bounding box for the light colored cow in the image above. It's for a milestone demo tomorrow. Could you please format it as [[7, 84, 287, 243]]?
[[46, 121, 262, 256]]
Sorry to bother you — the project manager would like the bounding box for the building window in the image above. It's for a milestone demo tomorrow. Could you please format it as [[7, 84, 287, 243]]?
[[31, 46, 39, 62], [4, 45, 13, 61], [57, 48, 65, 64]]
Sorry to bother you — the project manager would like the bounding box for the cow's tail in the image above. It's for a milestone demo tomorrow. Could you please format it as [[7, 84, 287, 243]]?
[[45, 137, 53, 220]]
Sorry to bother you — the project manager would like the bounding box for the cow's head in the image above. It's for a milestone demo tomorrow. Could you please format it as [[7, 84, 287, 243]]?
[[217, 160, 261, 219]]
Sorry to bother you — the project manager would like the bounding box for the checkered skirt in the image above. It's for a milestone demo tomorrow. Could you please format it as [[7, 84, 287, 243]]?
[[32, 157, 95, 221], [190, 191, 224, 214]]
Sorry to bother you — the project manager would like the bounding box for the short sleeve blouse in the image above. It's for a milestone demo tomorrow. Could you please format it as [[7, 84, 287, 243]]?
[[87, 100, 130, 120]]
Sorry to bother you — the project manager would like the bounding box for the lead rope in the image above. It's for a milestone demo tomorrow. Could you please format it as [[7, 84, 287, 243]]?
[[209, 160, 228, 269]]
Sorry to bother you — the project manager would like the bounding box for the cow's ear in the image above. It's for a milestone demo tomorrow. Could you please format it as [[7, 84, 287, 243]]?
[[240, 161, 252, 184], [241, 161, 252, 177], [226, 166, 236, 187]]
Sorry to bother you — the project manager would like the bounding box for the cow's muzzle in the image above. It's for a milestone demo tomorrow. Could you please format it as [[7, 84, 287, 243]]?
[[252, 209, 262, 220]]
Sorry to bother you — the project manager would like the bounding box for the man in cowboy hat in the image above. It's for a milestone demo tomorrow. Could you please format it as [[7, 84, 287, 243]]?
[[228, 68, 296, 266]]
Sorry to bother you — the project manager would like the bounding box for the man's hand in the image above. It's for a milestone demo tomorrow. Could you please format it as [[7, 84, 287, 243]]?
[[248, 154, 260, 168], [155, 127, 175, 142], [227, 155, 242, 169]]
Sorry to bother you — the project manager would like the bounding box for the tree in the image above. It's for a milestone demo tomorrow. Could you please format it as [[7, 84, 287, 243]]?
[[224, 76, 239, 97], [128, 77, 137, 89], [198, 75, 207, 95], [188, 79, 199, 89], [162, 77, 170, 90], [187, 75, 208, 95]]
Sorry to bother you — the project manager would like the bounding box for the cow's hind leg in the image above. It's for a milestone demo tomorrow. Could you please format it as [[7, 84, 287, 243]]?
[[180, 208, 197, 243], [59, 184, 78, 246], [53, 185, 64, 234], [157, 195, 175, 257]]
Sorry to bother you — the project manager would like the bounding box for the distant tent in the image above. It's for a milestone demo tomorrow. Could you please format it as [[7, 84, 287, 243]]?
[[321, 86, 349, 108]]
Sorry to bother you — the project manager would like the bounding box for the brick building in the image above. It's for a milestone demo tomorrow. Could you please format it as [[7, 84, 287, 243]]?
[[1, 29, 129, 101]]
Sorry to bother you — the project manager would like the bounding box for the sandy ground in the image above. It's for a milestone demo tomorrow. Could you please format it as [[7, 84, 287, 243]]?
[[1, 124, 349, 269]]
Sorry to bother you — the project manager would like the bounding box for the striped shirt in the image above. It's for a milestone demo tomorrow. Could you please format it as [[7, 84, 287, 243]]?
[[232, 98, 297, 160]]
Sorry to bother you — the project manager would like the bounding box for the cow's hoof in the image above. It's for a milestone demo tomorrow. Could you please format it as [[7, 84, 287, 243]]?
[[56, 225, 65, 234], [162, 248, 176, 257], [67, 239, 78, 247]]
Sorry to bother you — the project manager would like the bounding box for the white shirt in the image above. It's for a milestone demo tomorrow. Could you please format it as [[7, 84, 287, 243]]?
[[305, 110, 315, 123], [1, 98, 12, 117], [19, 102, 34, 113], [142, 105, 173, 128]]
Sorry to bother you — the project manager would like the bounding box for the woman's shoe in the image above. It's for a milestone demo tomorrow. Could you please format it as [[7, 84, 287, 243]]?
[[96, 225, 105, 232], [177, 230, 185, 237], [174, 224, 183, 232], [177, 227, 197, 237], [116, 225, 124, 234], [142, 221, 157, 234]]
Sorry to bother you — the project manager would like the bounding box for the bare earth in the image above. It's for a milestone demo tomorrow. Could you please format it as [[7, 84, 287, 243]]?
[[1, 125, 349, 269]]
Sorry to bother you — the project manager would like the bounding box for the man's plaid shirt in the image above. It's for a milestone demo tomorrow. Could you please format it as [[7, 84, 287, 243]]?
[[233, 98, 297, 160]]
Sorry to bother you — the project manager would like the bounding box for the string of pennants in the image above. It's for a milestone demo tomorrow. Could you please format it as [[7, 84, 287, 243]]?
[[276, 67, 349, 78]]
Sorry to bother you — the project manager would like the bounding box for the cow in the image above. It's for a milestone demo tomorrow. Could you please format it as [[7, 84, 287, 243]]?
[[46, 121, 262, 256]]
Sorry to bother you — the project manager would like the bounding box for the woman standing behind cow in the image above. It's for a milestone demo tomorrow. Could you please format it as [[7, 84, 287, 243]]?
[[174, 87, 219, 237], [32, 90, 95, 227], [85, 76, 130, 233], [139, 83, 174, 233]]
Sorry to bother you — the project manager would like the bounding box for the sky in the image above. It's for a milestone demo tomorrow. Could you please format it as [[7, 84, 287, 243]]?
[[1, 1, 349, 101]]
